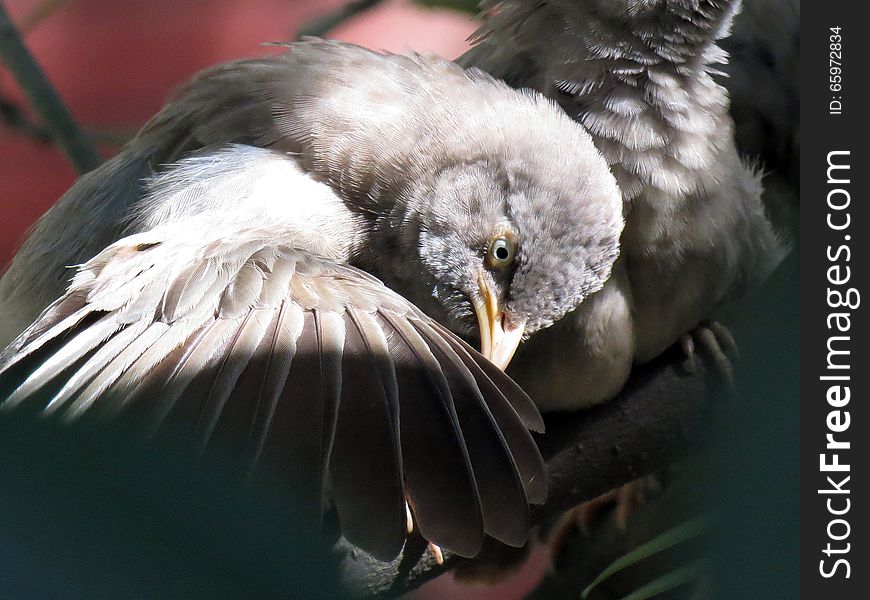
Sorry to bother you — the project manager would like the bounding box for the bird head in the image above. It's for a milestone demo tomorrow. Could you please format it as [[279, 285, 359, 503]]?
[[286, 43, 625, 371], [403, 155, 623, 370]]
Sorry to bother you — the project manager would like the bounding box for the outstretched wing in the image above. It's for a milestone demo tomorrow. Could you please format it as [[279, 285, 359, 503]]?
[[0, 223, 546, 561]]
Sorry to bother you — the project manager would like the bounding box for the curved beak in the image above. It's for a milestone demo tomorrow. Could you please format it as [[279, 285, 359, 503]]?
[[473, 270, 526, 370]]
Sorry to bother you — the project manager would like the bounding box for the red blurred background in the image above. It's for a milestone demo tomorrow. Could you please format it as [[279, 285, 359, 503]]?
[[0, 1, 547, 597], [0, 0, 476, 263]]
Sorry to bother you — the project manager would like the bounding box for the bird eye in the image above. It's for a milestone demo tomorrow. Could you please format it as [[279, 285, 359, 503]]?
[[486, 236, 516, 269]]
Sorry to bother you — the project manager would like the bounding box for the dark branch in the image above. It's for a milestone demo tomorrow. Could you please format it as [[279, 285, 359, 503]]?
[[18, 0, 70, 34], [295, 0, 384, 39], [0, 1, 101, 173], [0, 91, 51, 141], [1, 92, 133, 146], [334, 351, 710, 597]]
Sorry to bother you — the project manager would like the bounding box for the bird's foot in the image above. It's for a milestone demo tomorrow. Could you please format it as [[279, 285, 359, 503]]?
[[404, 500, 445, 565], [565, 475, 661, 533], [402, 499, 444, 564], [429, 542, 444, 565], [405, 501, 414, 534], [548, 475, 661, 566], [405, 500, 444, 564], [680, 321, 739, 385]]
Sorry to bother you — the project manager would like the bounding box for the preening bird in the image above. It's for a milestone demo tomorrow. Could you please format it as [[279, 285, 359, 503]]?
[[460, 0, 788, 410], [0, 40, 625, 559]]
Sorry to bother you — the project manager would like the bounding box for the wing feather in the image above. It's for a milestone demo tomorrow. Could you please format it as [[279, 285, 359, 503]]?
[[195, 308, 274, 452], [379, 310, 485, 558], [161, 258, 219, 321], [254, 311, 327, 526], [102, 318, 213, 417], [69, 321, 174, 418], [412, 320, 531, 547], [4, 315, 121, 409], [154, 316, 248, 440], [329, 308, 405, 560], [0, 225, 547, 560], [431, 320, 544, 433], [248, 300, 305, 468], [430, 322, 548, 504]]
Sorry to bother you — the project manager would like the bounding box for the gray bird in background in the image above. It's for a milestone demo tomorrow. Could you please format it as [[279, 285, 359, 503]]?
[[0, 40, 624, 559], [722, 0, 799, 232], [460, 0, 788, 410]]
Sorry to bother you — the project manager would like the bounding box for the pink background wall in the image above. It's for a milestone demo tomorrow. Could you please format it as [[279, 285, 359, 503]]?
[[0, 0, 474, 262]]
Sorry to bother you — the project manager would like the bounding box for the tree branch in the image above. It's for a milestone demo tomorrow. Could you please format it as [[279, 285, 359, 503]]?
[[18, 0, 70, 34], [1, 91, 133, 146], [334, 351, 710, 597], [0, 1, 101, 173], [295, 0, 384, 39]]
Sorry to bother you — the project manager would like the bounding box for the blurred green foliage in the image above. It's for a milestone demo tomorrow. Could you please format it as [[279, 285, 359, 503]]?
[[0, 411, 348, 600], [582, 518, 710, 599]]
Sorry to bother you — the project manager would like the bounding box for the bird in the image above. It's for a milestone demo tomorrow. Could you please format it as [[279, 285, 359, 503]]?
[[0, 40, 625, 560], [721, 0, 799, 233], [459, 0, 788, 411]]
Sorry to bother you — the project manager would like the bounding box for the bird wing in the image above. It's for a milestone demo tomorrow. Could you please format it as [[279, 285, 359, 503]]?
[[0, 217, 545, 561]]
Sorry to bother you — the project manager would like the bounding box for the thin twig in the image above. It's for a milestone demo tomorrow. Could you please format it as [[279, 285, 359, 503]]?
[[296, 0, 384, 39], [1, 91, 133, 146], [0, 1, 101, 173], [19, 0, 70, 34], [0, 91, 50, 140]]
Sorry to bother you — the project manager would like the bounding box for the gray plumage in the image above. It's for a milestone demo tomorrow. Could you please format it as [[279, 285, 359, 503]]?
[[0, 40, 624, 558], [460, 0, 788, 409]]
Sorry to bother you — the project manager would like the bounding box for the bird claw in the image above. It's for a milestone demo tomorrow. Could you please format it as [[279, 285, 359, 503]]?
[[680, 334, 698, 374], [405, 501, 414, 535], [429, 542, 444, 565], [405, 500, 443, 565], [709, 321, 740, 360], [592, 477, 660, 531], [548, 475, 661, 565], [681, 321, 739, 385], [612, 476, 661, 529]]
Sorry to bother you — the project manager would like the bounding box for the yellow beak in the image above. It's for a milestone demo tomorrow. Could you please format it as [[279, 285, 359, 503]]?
[[473, 270, 526, 370]]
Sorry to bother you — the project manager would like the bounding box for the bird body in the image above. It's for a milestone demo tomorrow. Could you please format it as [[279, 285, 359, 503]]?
[[461, 0, 787, 410], [0, 40, 625, 559]]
